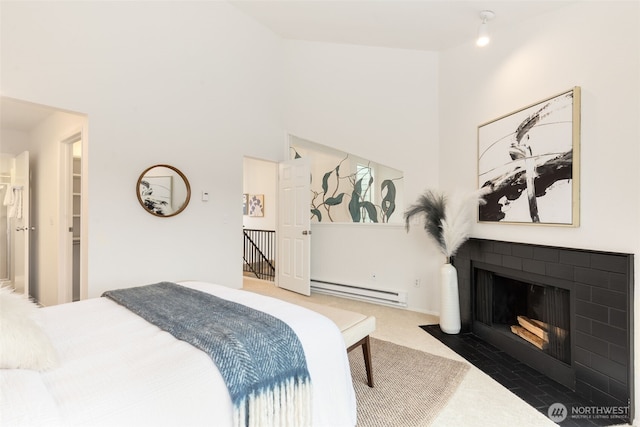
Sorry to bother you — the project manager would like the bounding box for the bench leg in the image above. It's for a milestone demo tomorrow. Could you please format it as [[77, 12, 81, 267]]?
[[348, 335, 374, 388], [361, 335, 374, 387]]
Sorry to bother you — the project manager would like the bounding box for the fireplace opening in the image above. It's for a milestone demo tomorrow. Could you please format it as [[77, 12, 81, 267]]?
[[473, 267, 574, 389]]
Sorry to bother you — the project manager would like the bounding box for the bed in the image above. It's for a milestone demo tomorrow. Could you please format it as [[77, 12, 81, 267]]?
[[0, 281, 357, 427]]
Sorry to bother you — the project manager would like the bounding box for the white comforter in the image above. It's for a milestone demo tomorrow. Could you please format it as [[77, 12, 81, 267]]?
[[1, 281, 357, 427]]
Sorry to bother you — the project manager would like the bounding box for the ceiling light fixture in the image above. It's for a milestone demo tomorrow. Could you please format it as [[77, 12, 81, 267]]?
[[476, 10, 495, 47]]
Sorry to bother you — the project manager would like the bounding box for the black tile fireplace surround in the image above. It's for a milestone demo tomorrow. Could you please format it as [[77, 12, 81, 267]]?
[[453, 239, 634, 422]]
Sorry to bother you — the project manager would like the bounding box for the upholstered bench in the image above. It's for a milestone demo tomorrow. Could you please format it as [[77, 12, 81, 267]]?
[[298, 301, 376, 387]]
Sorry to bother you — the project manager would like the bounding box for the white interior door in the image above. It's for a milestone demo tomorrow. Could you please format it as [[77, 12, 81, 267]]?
[[278, 158, 311, 296], [13, 151, 30, 297]]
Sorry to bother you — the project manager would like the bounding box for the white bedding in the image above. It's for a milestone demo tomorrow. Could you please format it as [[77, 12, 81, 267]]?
[[0, 281, 357, 427]]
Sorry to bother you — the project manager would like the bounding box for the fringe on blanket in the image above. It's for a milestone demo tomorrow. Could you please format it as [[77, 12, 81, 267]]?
[[234, 377, 312, 427]]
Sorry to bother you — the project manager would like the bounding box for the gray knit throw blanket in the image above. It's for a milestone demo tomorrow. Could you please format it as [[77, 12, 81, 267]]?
[[103, 282, 312, 427]]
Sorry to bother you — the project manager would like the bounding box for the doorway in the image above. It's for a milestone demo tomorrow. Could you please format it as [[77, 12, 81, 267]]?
[[0, 96, 88, 305], [0, 151, 30, 296], [242, 156, 278, 283], [60, 133, 83, 302], [242, 150, 311, 296]]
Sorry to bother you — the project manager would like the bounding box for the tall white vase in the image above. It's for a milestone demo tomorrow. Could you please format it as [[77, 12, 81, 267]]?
[[439, 262, 461, 334]]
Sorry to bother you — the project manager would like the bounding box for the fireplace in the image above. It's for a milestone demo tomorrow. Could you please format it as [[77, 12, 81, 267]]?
[[473, 265, 573, 388], [455, 239, 634, 416]]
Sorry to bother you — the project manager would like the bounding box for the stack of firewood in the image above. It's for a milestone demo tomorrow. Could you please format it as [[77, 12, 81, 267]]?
[[510, 316, 567, 350]]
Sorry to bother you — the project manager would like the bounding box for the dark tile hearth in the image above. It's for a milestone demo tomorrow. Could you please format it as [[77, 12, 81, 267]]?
[[421, 324, 629, 427]]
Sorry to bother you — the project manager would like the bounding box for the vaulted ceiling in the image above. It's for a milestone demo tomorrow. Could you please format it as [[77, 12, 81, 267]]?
[[1, 1, 577, 132], [230, 0, 576, 51]]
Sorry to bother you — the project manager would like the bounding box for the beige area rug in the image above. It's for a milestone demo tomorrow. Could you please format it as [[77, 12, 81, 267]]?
[[349, 338, 470, 427]]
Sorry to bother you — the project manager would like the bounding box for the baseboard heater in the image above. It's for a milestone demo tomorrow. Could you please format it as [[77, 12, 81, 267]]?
[[310, 280, 408, 308]]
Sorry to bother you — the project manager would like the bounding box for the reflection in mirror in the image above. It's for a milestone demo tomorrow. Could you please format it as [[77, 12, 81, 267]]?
[[137, 164, 191, 217]]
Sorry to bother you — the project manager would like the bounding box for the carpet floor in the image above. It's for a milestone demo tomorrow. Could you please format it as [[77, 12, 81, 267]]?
[[242, 278, 561, 427], [350, 338, 470, 426]]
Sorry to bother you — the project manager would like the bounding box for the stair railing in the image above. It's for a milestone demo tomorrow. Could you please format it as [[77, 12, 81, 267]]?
[[243, 229, 276, 281]]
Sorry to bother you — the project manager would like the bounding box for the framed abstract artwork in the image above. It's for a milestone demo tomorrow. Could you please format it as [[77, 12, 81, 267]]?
[[248, 194, 264, 217], [477, 87, 581, 226]]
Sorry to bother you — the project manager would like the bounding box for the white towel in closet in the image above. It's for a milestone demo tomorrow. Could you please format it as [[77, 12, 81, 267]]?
[[3, 185, 23, 219]]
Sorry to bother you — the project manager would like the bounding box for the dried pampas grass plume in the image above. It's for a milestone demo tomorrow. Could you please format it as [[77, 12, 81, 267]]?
[[404, 187, 491, 261]]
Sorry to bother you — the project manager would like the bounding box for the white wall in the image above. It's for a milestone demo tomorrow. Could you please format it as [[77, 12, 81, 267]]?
[[439, 0, 640, 418], [1, 1, 285, 297], [283, 40, 441, 313], [440, 2, 639, 255]]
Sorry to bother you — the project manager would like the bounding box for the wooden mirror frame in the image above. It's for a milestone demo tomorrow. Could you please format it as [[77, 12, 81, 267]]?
[[136, 164, 191, 217]]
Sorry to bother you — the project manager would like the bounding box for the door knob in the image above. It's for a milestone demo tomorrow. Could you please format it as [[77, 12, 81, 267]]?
[[302, 230, 312, 235]]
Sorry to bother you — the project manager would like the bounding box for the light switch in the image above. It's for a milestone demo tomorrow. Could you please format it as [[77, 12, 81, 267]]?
[[202, 191, 209, 202]]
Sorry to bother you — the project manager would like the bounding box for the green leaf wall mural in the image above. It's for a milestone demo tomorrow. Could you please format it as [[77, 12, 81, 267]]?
[[290, 140, 404, 224]]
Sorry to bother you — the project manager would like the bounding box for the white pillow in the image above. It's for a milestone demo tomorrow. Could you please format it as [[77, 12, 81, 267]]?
[[0, 287, 58, 371]]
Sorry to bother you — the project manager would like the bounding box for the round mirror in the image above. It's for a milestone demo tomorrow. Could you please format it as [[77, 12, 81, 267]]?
[[136, 164, 191, 217]]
